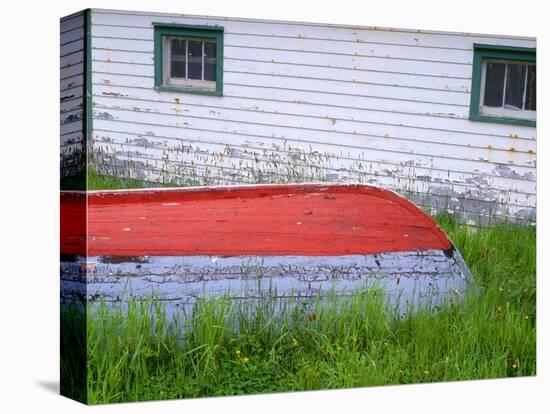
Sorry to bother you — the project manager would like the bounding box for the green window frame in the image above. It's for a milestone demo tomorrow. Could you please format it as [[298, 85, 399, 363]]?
[[153, 22, 224, 96], [469, 44, 536, 127]]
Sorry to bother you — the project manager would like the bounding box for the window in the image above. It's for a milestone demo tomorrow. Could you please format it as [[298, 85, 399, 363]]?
[[470, 44, 536, 126], [153, 23, 223, 95]]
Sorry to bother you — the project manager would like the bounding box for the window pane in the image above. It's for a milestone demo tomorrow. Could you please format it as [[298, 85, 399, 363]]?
[[483, 61, 506, 107], [170, 38, 186, 78], [204, 41, 217, 81], [525, 65, 536, 111], [187, 40, 203, 80], [504, 63, 526, 109]]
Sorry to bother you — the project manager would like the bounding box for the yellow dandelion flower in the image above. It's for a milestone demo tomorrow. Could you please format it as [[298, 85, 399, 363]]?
[[243, 356, 250, 364], [512, 363, 518, 369], [524, 315, 529, 320], [235, 349, 241, 357]]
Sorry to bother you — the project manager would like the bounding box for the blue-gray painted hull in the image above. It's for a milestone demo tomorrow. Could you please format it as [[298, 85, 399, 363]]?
[[61, 248, 471, 319]]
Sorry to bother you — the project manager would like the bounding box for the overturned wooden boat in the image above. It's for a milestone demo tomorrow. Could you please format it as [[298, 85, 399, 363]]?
[[61, 183, 471, 316]]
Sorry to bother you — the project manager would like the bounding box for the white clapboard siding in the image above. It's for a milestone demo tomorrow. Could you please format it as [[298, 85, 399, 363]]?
[[60, 51, 84, 69], [225, 60, 471, 92], [91, 121, 536, 172], [90, 84, 536, 146], [60, 108, 83, 124], [61, 39, 86, 57], [61, 119, 84, 136], [90, 10, 535, 50], [60, 74, 85, 93], [92, 74, 470, 119], [61, 29, 85, 46], [61, 12, 86, 33], [90, 119, 535, 175], [60, 86, 84, 104], [91, 117, 536, 194], [91, 60, 470, 106], [91, 97, 535, 166], [93, 49, 471, 92], [92, 69, 469, 110], [91, 24, 474, 65], [61, 131, 84, 146], [60, 62, 85, 81], [92, 54, 470, 94], [61, 99, 84, 115], [90, 88, 534, 152], [92, 128, 536, 196], [92, 36, 474, 79], [88, 9, 536, 222], [60, 11, 85, 177]]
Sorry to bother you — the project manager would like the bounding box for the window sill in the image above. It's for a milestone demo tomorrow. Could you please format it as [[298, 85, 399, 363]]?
[[154, 85, 223, 96], [469, 113, 536, 127]]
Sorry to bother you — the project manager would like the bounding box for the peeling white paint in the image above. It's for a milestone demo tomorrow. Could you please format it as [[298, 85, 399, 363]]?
[[60, 11, 86, 179]]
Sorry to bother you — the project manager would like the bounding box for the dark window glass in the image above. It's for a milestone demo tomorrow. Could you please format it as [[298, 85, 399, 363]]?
[[187, 40, 203, 80], [204, 41, 217, 81], [170, 39, 186, 78], [483, 62, 506, 107], [525, 65, 536, 111], [504, 63, 526, 109]]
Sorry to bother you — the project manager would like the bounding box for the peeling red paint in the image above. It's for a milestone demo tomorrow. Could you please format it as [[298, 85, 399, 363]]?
[[61, 184, 451, 257]]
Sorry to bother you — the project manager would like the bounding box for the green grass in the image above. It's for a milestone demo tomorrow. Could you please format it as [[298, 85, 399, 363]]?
[[60, 215, 536, 404], [60, 169, 162, 191], [87, 169, 170, 190]]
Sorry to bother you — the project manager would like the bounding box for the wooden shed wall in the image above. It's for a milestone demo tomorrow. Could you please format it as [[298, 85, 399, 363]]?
[[84, 9, 537, 224], [60, 11, 87, 178]]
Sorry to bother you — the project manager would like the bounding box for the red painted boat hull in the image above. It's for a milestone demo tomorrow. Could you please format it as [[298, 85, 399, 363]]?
[[61, 183, 452, 257], [60, 183, 470, 314]]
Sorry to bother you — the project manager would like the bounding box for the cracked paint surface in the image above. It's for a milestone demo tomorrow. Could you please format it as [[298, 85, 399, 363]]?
[[61, 250, 471, 319]]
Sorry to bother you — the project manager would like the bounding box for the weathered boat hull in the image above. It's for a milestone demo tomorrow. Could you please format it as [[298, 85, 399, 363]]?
[[60, 183, 471, 316]]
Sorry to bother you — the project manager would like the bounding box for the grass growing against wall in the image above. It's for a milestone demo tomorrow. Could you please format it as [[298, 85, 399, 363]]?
[[87, 169, 170, 190], [62, 216, 536, 404]]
